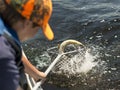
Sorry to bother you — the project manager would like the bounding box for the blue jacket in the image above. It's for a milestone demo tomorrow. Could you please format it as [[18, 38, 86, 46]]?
[[0, 17, 22, 90]]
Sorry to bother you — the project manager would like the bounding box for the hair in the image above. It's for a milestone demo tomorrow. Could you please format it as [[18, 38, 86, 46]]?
[[0, 0, 25, 27]]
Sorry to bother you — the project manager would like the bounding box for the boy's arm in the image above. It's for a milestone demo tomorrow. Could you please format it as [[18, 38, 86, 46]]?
[[21, 50, 46, 81]]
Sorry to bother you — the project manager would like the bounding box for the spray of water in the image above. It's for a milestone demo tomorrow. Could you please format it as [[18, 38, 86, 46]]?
[[77, 50, 98, 73], [33, 44, 107, 87], [44, 45, 107, 87], [52, 48, 100, 75]]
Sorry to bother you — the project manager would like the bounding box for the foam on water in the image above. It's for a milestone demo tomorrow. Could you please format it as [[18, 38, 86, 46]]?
[[52, 48, 101, 75], [33, 44, 106, 77], [45, 45, 107, 87], [32, 44, 106, 78], [78, 51, 98, 73], [25, 44, 107, 87]]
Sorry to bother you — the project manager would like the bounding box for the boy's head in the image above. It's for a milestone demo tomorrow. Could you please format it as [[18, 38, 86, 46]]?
[[3, 0, 54, 40]]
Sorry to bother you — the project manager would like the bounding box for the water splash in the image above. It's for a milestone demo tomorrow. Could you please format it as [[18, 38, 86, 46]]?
[[78, 51, 98, 73], [30, 44, 107, 87], [52, 47, 101, 75], [29, 43, 106, 76], [45, 45, 107, 87]]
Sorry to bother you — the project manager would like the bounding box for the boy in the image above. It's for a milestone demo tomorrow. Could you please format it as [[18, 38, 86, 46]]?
[[0, 0, 54, 90]]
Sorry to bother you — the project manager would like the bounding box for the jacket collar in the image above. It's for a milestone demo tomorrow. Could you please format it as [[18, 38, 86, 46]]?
[[0, 17, 21, 45]]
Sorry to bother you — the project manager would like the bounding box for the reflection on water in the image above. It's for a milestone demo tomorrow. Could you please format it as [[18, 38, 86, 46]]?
[[23, 0, 120, 90]]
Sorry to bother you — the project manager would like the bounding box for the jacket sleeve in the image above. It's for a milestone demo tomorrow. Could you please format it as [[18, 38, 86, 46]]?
[[0, 35, 20, 90]]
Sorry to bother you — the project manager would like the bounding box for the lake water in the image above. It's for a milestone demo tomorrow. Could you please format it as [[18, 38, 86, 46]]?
[[23, 0, 120, 90]]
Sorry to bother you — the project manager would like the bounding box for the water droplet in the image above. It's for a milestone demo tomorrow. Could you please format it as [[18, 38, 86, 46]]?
[[107, 79, 111, 81], [89, 36, 93, 40], [114, 19, 117, 22], [114, 35, 117, 38], [108, 71, 111, 73], [111, 68, 117, 71], [100, 19, 105, 22], [117, 56, 120, 58]]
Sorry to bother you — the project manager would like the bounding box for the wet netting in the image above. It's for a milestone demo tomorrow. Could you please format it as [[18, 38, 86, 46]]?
[[23, 40, 106, 88], [50, 42, 86, 75], [43, 40, 106, 88], [45, 40, 89, 87]]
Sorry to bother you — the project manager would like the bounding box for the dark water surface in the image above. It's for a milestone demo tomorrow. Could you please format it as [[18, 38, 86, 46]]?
[[23, 0, 120, 90]]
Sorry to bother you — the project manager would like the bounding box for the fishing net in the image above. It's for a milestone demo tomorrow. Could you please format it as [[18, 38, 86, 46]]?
[[51, 43, 85, 75], [45, 40, 87, 87], [24, 40, 106, 89], [43, 40, 107, 88]]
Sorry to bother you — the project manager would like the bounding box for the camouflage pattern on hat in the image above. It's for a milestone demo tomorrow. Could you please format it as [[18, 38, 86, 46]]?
[[30, 0, 51, 27], [5, 0, 54, 40]]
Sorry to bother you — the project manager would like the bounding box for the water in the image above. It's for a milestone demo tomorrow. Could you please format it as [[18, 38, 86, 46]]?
[[52, 47, 101, 75], [23, 0, 120, 90]]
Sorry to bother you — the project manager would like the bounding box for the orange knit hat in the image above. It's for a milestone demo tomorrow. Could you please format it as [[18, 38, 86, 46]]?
[[5, 0, 54, 40]]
